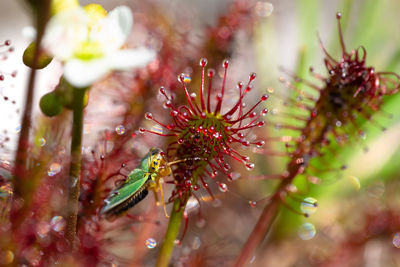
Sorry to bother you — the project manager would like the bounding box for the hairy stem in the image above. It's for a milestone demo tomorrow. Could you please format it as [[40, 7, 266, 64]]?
[[236, 101, 329, 265], [11, 5, 48, 228], [65, 88, 86, 247], [234, 184, 283, 266], [156, 198, 186, 267]]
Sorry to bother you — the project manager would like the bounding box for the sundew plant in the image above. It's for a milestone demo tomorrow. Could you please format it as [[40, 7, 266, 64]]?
[[1, 0, 400, 266]]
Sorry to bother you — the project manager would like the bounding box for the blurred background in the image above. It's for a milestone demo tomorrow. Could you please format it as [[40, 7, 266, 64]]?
[[1, 0, 400, 266]]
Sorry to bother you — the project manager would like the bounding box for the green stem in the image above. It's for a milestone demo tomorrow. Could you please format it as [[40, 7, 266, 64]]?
[[156, 198, 186, 267], [65, 87, 86, 247]]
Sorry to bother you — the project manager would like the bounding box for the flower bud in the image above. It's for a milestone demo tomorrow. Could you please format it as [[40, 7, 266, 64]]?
[[39, 91, 63, 117], [23, 42, 53, 69]]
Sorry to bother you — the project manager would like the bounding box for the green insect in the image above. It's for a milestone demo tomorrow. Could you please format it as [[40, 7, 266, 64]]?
[[100, 148, 181, 219]]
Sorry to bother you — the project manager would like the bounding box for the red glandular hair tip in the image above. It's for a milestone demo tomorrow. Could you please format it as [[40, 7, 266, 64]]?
[[0, 40, 16, 81], [140, 58, 268, 201]]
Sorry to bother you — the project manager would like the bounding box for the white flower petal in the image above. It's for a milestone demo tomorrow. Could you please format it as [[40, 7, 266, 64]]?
[[90, 5, 133, 53], [107, 48, 156, 70], [43, 7, 88, 61], [64, 58, 110, 88], [108, 6, 133, 43]]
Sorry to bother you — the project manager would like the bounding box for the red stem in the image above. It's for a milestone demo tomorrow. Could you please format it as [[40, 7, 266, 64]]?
[[234, 194, 281, 267]]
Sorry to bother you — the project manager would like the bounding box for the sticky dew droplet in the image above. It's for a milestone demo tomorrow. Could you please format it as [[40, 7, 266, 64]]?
[[300, 197, 318, 215], [218, 183, 228, 193], [115, 125, 126, 135], [393, 233, 400, 248], [255, 1, 273, 17], [298, 222, 316, 240], [50, 216, 66, 232], [145, 238, 157, 249], [246, 163, 255, 170], [40, 137, 46, 146], [47, 163, 61, 176], [192, 236, 201, 250]]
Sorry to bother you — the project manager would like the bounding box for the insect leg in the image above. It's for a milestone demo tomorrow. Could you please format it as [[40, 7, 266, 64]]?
[[148, 180, 170, 218], [158, 178, 170, 218]]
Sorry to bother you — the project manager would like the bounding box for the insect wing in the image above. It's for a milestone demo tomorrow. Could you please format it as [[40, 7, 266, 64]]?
[[101, 169, 149, 215]]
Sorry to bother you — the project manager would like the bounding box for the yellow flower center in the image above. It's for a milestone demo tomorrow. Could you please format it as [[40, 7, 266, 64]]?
[[72, 4, 108, 61], [74, 41, 103, 60], [84, 4, 107, 28], [51, 0, 80, 16]]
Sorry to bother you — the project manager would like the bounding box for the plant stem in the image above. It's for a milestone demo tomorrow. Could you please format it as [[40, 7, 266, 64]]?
[[156, 199, 186, 267], [65, 87, 86, 247], [11, 13, 47, 229], [234, 192, 281, 267]]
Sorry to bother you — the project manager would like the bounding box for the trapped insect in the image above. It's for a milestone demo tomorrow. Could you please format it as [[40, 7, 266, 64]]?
[[100, 148, 174, 219], [100, 148, 194, 219]]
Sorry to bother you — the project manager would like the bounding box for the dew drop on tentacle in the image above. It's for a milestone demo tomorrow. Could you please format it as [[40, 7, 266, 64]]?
[[227, 172, 241, 181], [192, 184, 200, 191], [222, 59, 229, 68], [159, 86, 166, 95], [255, 140, 265, 148], [246, 163, 255, 170], [218, 182, 228, 193], [300, 197, 318, 215], [261, 94, 269, 101], [145, 112, 153, 120], [249, 200, 257, 208], [139, 128, 146, 134], [261, 108, 268, 116], [200, 58, 208, 67]]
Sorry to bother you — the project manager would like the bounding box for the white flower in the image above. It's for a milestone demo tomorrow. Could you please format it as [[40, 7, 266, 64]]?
[[42, 4, 155, 88]]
